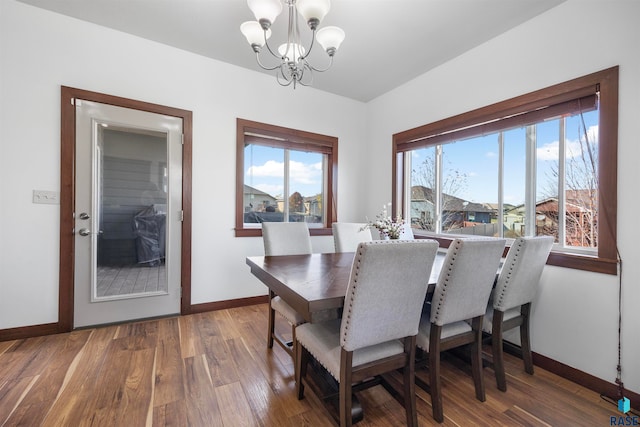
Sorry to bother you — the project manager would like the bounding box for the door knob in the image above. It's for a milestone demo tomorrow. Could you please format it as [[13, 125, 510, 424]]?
[[79, 212, 90, 220], [78, 228, 91, 236]]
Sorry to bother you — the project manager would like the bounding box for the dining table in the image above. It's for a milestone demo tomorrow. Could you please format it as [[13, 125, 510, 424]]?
[[246, 249, 448, 423], [246, 248, 502, 424], [246, 250, 447, 323]]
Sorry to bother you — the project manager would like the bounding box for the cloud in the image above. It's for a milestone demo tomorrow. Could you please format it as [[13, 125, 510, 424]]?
[[290, 160, 322, 185], [536, 125, 599, 161], [247, 160, 283, 177], [486, 151, 497, 158], [246, 160, 322, 186], [537, 140, 560, 161]]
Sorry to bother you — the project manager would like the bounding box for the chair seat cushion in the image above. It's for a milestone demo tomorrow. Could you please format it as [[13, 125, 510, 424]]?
[[482, 307, 521, 333], [271, 296, 306, 326], [296, 320, 405, 380], [416, 317, 472, 351]]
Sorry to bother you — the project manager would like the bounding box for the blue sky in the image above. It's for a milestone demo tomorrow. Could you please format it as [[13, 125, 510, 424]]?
[[411, 110, 599, 205], [244, 145, 323, 198], [244, 110, 598, 204]]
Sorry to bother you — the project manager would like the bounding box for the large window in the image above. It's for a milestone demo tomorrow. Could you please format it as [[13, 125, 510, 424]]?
[[393, 67, 618, 274], [235, 119, 337, 237]]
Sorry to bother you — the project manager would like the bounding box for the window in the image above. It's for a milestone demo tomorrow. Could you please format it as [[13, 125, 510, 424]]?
[[393, 67, 618, 274], [235, 119, 337, 237]]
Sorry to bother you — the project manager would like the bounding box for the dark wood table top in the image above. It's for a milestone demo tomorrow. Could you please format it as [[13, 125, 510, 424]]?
[[246, 251, 446, 322]]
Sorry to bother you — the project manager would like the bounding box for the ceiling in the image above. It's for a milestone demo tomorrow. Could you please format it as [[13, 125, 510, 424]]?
[[17, 0, 566, 102]]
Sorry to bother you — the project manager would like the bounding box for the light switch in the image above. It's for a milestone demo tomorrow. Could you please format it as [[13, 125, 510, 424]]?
[[33, 190, 59, 204]]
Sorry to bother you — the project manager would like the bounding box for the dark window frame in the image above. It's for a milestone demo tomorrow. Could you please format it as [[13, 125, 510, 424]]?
[[392, 67, 618, 275], [235, 118, 338, 237]]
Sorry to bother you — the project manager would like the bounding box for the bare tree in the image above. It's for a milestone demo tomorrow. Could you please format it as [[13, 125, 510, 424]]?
[[565, 117, 598, 247], [540, 116, 598, 247], [288, 191, 304, 214], [412, 154, 468, 231]]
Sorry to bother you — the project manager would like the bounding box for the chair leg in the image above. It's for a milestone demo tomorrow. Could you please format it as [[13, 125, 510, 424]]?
[[267, 290, 276, 349], [492, 309, 507, 392], [470, 316, 486, 401], [429, 324, 444, 423], [291, 323, 297, 365], [296, 341, 308, 400], [403, 337, 418, 427], [339, 349, 354, 427], [520, 303, 534, 375]]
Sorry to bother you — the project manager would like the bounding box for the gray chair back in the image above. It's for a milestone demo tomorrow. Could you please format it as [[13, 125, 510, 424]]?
[[399, 225, 414, 240], [340, 240, 439, 352], [262, 222, 312, 256], [492, 236, 554, 312], [332, 222, 373, 252], [430, 238, 505, 326]]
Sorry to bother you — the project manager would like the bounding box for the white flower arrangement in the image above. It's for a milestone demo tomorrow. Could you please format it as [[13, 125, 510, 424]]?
[[362, 204, 405, 240]]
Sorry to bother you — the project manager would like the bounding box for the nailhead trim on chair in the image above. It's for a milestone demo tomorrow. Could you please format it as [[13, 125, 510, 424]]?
[[341, 244, 364, 344], [341, 240, 402, 344], [432, 239, 461, 323], [495, 238, 523, 308]]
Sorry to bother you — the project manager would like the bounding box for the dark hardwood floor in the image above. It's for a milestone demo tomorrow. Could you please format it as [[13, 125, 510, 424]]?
[[0, 305, 620, 426]]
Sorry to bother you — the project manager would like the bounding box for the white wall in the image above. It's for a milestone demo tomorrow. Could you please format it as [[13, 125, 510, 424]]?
[[366, 0, 640, 395], [0, 0, 367, 326]]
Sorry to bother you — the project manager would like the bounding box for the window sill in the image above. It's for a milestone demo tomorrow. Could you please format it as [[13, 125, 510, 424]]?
[[414, 233, 618, 275], [235, 227, 333, 238]]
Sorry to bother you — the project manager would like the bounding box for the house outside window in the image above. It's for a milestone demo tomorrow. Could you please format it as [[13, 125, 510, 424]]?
[[235, 119, 337, 237], [393, 67, 618, 274]]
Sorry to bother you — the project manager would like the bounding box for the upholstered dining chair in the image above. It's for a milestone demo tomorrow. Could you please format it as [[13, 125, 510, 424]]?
[[399, 224, 414, 240], [416, 237, 506, 423], [295, 240, 439, 427], [483, 235, 554, 391], [262, 222, 312, 360], [332, 222, 373, 253]]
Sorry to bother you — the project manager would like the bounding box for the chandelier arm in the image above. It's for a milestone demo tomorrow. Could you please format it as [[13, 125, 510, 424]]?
[[276, 66, 294, 86], [300, 29, 317, 61], [308, 55, 334, 73], [255, 52, 282, 71], [297, 62, 313, 86], [262, 38, 283, 62], [261, 28, 281, 61]]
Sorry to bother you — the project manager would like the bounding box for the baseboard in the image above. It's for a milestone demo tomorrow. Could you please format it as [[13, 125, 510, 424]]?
[[0, 322, 61, 342], [190, 295, 269, 314], [0, 295, 269, 342], [502, 341, 639, 411]]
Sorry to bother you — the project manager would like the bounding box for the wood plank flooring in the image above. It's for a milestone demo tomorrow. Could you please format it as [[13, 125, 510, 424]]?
[[0, 305, 620, 426]]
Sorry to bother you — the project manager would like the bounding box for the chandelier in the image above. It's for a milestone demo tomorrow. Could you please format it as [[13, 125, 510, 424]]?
[[240, 0, 345, 88]]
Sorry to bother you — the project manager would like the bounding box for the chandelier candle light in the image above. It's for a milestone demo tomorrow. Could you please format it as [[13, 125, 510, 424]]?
[[240, 0, 345, 88]]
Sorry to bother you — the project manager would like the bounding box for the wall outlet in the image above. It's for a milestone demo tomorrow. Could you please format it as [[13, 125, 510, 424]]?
[[33, 190, 59, 204]]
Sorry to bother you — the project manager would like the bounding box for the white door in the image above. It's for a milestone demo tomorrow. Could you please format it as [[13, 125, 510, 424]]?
[[74, 100, 182, 327]]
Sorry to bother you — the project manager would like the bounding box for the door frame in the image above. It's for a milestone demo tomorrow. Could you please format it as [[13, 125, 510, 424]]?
[[59, 86, 193, 331]]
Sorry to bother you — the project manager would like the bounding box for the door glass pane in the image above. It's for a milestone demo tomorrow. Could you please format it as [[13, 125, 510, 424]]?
[[96, 126, 168, 299]]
